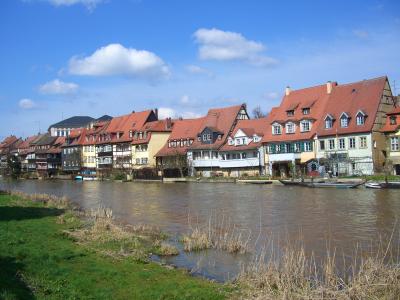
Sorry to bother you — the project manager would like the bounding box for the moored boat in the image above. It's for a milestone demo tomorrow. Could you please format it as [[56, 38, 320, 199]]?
[[74, 175, 83, 181], [365, 181, 400, 189], [305, 182, 363, 189]]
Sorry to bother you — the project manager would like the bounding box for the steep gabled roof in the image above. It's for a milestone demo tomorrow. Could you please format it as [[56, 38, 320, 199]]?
[[155, 118, 205, 157], [0, 135, 19, 149], [316, 76, 388, 137], [189, 104, 246, 150], [263, 83, 331, 143], [221, 117, 270, 151]]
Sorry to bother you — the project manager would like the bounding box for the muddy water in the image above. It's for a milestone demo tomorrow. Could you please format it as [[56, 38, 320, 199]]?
[[1, 179, 399, 281]]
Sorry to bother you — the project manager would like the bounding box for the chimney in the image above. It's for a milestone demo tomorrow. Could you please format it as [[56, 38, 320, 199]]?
[[132, 110, 135, 113], [285, 86, 291, 96], [166, 117, 172, 129], [326, 81, 333, 94], [154, 108, 158, 119]]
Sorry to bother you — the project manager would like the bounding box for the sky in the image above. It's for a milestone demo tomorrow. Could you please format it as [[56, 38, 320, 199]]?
[[1, 0, 400, 139]]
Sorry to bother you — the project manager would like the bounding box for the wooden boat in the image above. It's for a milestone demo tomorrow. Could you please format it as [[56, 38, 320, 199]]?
[[279, 180, 307, 186], [365, 181, 400, 189], [305, 181, 364, 189], [237, 179, 272, 184]]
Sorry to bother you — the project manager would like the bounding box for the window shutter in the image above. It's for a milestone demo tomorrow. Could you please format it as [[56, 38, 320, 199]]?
[[300, 142, 305, 152]]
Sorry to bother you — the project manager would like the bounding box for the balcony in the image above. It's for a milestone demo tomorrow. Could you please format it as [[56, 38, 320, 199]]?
[[97, 151, 113, 157], [268, 152, 301, 162], [192, 157, 261, 168]]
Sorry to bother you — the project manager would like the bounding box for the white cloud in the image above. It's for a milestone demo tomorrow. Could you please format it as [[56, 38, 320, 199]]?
[[353, 29, 369, 39], [45, 0, 104, 10], [19, 98, 36, 109], [185, 65, 213, 76], [158, 107, 175, 119], [181, 111, 202, 119], [180, 95, 190, 104], [263, 92, 279, 100], [39, 79, 79, 94], [68, 43, 170, 80], [193, 28, 278, 67]]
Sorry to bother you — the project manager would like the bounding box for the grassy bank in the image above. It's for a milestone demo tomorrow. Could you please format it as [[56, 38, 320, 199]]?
[[0, 193, 227, 300]]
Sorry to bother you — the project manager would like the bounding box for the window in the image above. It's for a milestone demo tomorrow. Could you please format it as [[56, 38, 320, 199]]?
[[141, 158, 148, 165], [287, 110, 294, 117], [294, 143, 300, 152], [276, 144, 281, 152], [320, 140, 325, 150], [329, 139, 335, 150], [359, 136, 367, 149], [338, 138, 345, 150], [390, 116, 397, 125], [391, 137, 399, 151], [304, 142, 312, 152], [286, 122, 295, 134], [242, 152, 247, 159], [340, 114, 349, 127], [356, 113, 365, 125], [273, 124, 282, 135], [302, 108, 310, 115], [300, 120, 311, 132], [349, 137, 356, 149]]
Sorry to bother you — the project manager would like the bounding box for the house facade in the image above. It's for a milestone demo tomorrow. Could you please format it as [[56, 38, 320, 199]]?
[[380, 107, 400, 175], [131, 119, 173, 177], [262, 84, 331, 178], [62, 128, 86, 173], [95, 110, 158, 176], [156, 118, 204, 177], [188, 104, 250, 177], [315, 77, 395, 176], [34, 134, 65, 177], [217, 118, 269, 177]]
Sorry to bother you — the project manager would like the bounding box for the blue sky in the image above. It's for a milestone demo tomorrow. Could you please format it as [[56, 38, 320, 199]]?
[[1, 0, 400, 139]]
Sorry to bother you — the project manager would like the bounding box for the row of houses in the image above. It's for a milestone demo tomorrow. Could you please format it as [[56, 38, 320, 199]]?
[[1, 76, 400, 179]]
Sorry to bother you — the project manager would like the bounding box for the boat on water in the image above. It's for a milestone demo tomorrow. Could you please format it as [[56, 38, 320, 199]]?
[[305, 182, 364, 189], [237, 179, 272, 184], [74, 175, 83, 181], [279, 179, 363, 188], [82, 177, 97, 181], [365, 181, 400, 189]]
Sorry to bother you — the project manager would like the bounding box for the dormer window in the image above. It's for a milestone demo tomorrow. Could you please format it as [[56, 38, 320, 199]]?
[[302, 108, 310, 115], [390, 116, 397, 125], [340, 113, 350, 128], [325, 114, 333, 129], [300, 120, 311, 132], [272, 123, 282, 135], [218, 134, 222, 140], [286, 122, 295, 134], [356, 111, 366, 126], [287, 110, 294, 117]]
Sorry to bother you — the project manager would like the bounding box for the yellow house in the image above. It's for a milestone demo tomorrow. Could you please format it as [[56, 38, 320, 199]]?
[[131, 119, 173, 172], [380, 107, 400, 175]]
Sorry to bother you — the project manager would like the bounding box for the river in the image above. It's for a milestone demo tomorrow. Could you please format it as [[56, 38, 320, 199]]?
[[1, 179, 399, 281]]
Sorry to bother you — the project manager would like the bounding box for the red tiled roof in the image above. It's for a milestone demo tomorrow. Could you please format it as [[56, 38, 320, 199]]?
[[221, 117, 269, 151], [316, 76, 388, 137], [131, 119, 174, 145], [99, 110, 154, 144], [156, 118, 204, 157], [189, 104, 246, 150], [0, 135, 19, 149], [262, 83, 331, 143], [380, 107, 400, 133]]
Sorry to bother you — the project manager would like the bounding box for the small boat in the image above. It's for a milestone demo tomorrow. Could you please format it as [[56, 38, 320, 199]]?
[[237, 179, 272, 184], [82, 177, 96, 181], [74, 175, 83, 181], [365, 181, 400, 189], [305, 182, 364, 189], [279, 180, 308, 186]]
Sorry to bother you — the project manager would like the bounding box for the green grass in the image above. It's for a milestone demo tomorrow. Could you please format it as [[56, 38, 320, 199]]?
[[0, 194, 227, 300]]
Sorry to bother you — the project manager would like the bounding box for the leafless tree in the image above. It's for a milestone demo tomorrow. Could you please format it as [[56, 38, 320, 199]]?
[[252, 105, 266, 119]]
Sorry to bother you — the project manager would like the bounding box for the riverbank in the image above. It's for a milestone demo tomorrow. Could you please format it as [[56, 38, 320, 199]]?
[[1, 189, 400, 299], [0, 192, 227, 299]]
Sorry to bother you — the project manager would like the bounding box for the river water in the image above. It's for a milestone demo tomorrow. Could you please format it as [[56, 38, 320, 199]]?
[[1, 179, 399, 281]]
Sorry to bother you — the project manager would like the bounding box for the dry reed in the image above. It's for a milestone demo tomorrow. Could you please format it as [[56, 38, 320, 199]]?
[[234, 235, 400, 300], [182, 212, 252, 254]]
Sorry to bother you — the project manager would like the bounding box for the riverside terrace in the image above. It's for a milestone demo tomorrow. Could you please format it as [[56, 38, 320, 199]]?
[[1, 76, 399, 179]]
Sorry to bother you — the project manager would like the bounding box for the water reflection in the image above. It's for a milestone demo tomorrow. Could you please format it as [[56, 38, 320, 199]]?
[[1, 179, 399, 281]]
